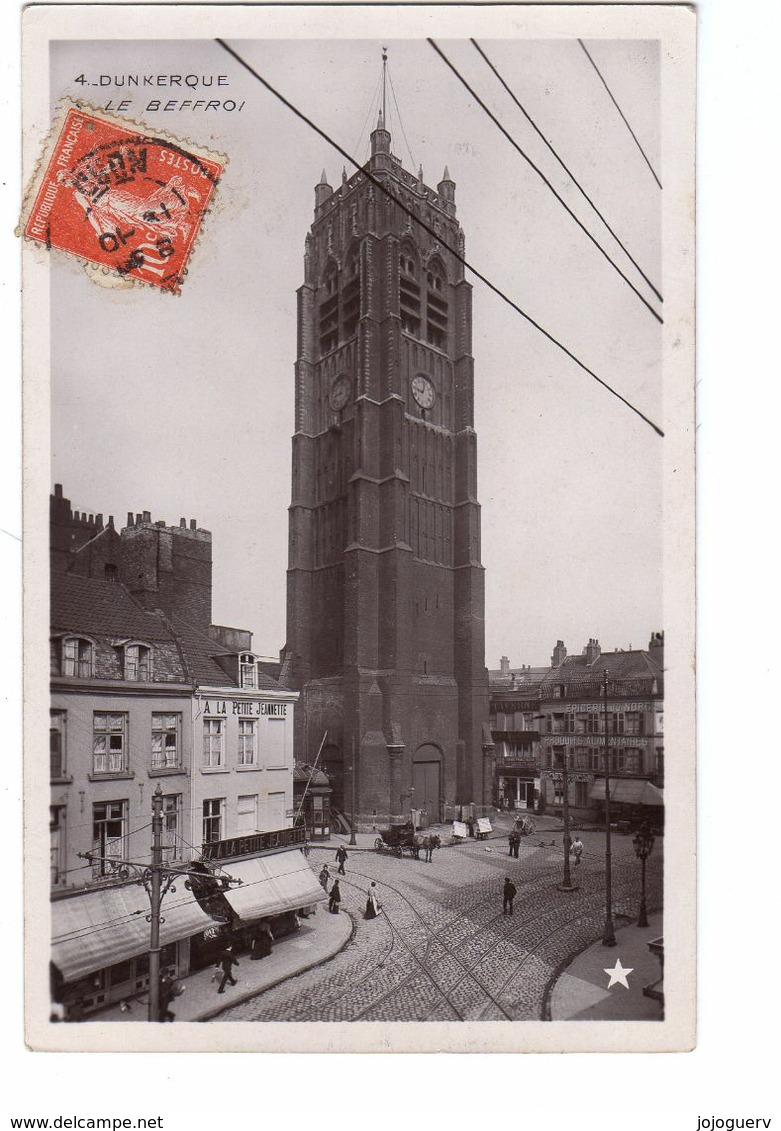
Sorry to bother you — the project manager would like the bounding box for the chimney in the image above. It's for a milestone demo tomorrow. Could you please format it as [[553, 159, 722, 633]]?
[[500, 655, 510, 675], [584, 638, 601, 665], [648, 630, 664, 662], [190, 519, 197, 530], [142, 510, 151, 524], [551, 640, 567, 667], [54, 483, 63, 499], [136, 513, 142, 525], [127, 512, 134, 527], [180, 518, 187, 528]]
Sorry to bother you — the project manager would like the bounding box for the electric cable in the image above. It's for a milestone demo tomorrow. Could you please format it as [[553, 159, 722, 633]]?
[[215, 38, 663, 438], [578, 39, 662, 189], [470, 38, 662, 303], [428, 38, 662, 324]]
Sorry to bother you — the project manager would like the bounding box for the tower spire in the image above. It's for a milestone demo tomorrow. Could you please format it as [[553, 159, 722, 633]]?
[[382, 45, 388, 130]]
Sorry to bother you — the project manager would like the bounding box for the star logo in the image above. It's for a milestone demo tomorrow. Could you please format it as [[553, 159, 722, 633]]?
[[603, 959, 633, 989]]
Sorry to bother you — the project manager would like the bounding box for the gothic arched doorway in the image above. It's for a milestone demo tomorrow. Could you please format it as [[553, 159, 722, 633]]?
[[413, 744, 442, 825]]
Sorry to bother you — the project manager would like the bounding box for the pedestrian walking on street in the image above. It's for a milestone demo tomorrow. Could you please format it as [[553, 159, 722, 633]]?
[[216, 945, 239, 994], [250, 920, 274, 960], [503, 877, 517, 916], [157, 973, 182, 1022], [335, 844, 348, 875], [364, 881, 382, 919], [571, 836, 584, 867], [508, 830, 520, 858], [319, 864, 331, 890], [329, 879, 342, 914]]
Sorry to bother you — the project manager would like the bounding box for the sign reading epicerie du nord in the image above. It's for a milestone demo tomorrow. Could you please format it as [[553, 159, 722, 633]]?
[[201, 699, 288, 717]]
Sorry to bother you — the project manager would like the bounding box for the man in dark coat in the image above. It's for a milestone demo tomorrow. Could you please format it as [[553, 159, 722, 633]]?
[[158, 974, 177, 1022], [335, 845, 348, 875], [216, 945, 239, 993], [503, 877, 517, 916], [329, 879, 342, 913]]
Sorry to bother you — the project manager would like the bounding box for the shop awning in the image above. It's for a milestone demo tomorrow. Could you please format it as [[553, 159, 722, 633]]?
[[589, 778, 665, 806], [51, 882, 214, 983], [222, 849, 327, 922]]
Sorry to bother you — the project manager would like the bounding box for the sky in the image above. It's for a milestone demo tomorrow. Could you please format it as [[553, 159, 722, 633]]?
[[51, 36, 662, 667]]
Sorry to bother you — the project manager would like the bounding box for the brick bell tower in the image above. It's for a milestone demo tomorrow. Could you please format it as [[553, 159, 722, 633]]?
[[286, 93, 489, 826]]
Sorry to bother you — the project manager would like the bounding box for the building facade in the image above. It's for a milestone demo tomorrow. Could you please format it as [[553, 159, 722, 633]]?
[[49, 487, 318, 1018], [488, 658, 548, 811], [285, 114, 490, 826], [538, 635, 664, 821]]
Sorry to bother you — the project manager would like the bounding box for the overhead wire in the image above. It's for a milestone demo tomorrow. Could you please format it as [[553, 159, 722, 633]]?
[[387, 66, 417, 171], [427, 38, 662, 325], [215, 38, 663, 438], [577, 39, 662, 190], [470, 38, 662, 304]]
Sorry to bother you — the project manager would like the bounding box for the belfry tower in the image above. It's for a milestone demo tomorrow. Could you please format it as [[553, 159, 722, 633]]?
[[286, 79, 490, 825]]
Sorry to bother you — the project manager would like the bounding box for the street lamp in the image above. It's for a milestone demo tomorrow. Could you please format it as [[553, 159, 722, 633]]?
[[632, 823, 655, 928], [349, 736, 357, 846], [80, 785, 241, 1022], [556, 749, 579, 892], [602, 668, 617, 946]]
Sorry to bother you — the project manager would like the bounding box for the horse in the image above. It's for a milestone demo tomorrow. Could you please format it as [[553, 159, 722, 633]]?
[[412, 833, 442, 862]]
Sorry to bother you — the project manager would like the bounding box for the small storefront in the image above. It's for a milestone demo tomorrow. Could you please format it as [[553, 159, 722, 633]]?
[[51, 881, 213, 1017], [497, 772, 539, 811], [293, 764, 332, 839]]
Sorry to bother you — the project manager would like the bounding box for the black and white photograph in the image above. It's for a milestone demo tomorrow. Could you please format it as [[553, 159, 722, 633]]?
[[21, 3, 695, 1054]]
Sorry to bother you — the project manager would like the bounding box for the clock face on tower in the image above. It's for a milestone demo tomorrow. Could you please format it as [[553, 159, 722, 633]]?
[[329, 374, 352, 411], [411, 374, 436, 410]]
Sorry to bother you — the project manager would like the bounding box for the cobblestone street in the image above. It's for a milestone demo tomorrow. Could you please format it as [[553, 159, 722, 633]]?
[[216, 824, 662, 1023]]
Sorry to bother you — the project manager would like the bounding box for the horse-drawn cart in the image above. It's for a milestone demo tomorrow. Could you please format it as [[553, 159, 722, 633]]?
[[374, 822, 441, 861]]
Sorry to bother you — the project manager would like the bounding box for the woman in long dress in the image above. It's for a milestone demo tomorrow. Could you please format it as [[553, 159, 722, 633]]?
[[364, 881, 381, 919]]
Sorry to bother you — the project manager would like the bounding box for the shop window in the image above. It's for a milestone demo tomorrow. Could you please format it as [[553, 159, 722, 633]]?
[[151, 713, 181, 770], [92, 800, 127, 877], [237, 794, 258, 835], [203, 718, 224, 767], [62, 636, 93, 678], [93, 712, 128, 774], [589, 751, 602, 771], [203, 798, 223, 844], [575, 781, 590, 807], [124, 642, 152, 681], [238, 718, 255, 765], [50, 709, 66, 779], [239, 653, 258, 689]]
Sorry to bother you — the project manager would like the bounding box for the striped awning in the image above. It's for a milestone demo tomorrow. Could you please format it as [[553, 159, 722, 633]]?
[[51, 882, 214, 983], [222, 849, 327, 922]]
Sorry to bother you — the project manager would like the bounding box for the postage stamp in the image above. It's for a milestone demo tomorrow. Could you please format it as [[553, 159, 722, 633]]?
[[20, 101, 226, 293]]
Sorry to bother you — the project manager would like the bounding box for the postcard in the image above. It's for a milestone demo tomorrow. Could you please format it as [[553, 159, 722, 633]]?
[[22, 3, 696, 1053]]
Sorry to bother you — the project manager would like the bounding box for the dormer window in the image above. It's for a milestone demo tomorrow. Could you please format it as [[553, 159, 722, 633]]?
[[240, 653, 258, 689], [124, 643, 152, 681], [62, 636, 93, 679]]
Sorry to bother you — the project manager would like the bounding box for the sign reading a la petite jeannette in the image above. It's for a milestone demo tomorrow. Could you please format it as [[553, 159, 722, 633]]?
[[201, 700, 288, 717]]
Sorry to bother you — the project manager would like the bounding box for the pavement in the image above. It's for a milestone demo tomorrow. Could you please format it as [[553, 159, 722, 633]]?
[[91, 902, 352, 1023], [548, 912, 663, 1021], [218, 820, 663, 1023]]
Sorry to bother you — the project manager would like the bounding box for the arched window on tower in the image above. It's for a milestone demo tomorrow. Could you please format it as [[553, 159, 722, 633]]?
[[319, 262, 339, 354], [425, 259, 449, 351], [342, 248, 360, 339], [399, 245, 421, 338]]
